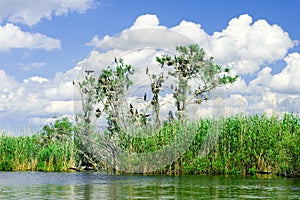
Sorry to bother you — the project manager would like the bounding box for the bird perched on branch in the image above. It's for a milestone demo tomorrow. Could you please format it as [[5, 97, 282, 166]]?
[[85, 70, 94, 75], [95, 108, 101, 118], [129, 103, 134, 115], [168, 110, 174, 123]]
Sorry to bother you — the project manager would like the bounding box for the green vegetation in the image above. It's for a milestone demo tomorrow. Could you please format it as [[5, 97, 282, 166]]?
[[0, 117, 76, 172], [0, 114, 299, 177], [0, 44, 299, 177], [110, 113, 300, 177], [180, 113, 300, 176]]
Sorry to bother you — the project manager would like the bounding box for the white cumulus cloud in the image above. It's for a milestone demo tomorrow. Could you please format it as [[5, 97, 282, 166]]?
[[270, 53, 300, 94], [87, 14, 192, 50], [0, 0, 96, 26], [24, 76, 48, 83], [0, 23, 61, 51], [0, 67, 78, 129], [130, 14, 162, 30], [0, 69, 18, 92], [171, 20, 210, 44], [206, 14, 296, 75]]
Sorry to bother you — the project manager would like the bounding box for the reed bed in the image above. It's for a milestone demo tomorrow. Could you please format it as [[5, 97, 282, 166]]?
[[182, 113, 299, 176], [117, 113, 300, 176], [0, 113, 299, 176], [0, 133, 76, 172]]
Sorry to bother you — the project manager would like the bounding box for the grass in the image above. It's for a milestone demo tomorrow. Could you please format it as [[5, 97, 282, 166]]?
[[0, 113, 299, 176], [0, 132, 76, 172]]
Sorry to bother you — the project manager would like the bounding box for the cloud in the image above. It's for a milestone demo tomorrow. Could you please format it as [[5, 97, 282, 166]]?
[[85, 35, 101, 47], [44, 81, 74, 101], [206, 14, 296, 75], [24, 76, 48, 83], [0, 0, 96, 26], [130, 14, 161, 29], [0, 67, 79, 129], [0, 69, 18, 92], [85, 14, 166, 47], [277, 95, 300, 113], [91, 13, 296, 76], [44, 100, 74, 115], [92, 29, 193, 52], [87, 14, 192, 50], [249, 67, 272, 89], [225, 77, 248, 94], [0, 23, 61, 51], [222, 94, 249, 115], [269, 53, 300, 94], [170, 20, 209, 44], [0, 70, 19, 113], [19, 62, 46, 71]]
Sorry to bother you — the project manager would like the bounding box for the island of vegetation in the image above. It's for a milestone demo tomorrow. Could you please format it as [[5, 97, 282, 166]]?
[[1, 44, 299, 177]]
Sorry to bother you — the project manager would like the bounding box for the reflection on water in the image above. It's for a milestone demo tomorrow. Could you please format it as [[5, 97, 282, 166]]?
[[0, 172, 299, 199]]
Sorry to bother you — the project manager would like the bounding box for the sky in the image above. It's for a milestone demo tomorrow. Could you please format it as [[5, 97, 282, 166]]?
[[1, 0, 300, 133]]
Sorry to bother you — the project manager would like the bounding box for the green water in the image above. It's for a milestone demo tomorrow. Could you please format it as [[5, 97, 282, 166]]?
[[0, 172, 299, 199]]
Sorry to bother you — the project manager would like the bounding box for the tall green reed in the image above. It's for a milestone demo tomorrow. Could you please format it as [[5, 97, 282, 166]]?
[[116, 113, 299, 176], [1, 113, 299, 176]]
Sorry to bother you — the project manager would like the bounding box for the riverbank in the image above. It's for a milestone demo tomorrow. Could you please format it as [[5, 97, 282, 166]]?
[[0, 113, 299, 177]]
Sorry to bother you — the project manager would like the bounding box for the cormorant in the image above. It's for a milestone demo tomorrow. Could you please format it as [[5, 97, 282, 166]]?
[[85, 70, 94, 75], [129, 104, 134, 115]]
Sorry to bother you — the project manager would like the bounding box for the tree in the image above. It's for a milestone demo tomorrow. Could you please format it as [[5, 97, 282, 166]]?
[[94, 58, 134, 134], [74, 44, 239, 172], [75, 58, 134, 171], [156, 44, 238, 120], [39, 116, 73, 146]]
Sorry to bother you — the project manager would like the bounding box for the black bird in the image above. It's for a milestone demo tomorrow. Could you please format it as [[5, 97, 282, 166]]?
[[129, 104, 134, 115], [146, 67, 148, 74], [144, 93, 147, 101], [140, 113, 151, 118], [85, 70, 94, 75], [168, 111, 174, 123], [95, 110, 101, 118], [82, 88, 88, 94], [72, 81, 75, 86], [177, 103, 181, 111]]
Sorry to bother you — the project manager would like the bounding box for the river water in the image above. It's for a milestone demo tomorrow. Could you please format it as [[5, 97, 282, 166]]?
[[0, 172, 299, 199]]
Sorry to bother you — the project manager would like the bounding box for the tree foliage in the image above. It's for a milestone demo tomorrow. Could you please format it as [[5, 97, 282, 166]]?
[[156, 44, 239, 120], [39, 116, 73, 146]]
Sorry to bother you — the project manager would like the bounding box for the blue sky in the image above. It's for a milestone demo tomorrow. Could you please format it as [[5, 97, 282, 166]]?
[[1, 0, 300, 132]]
